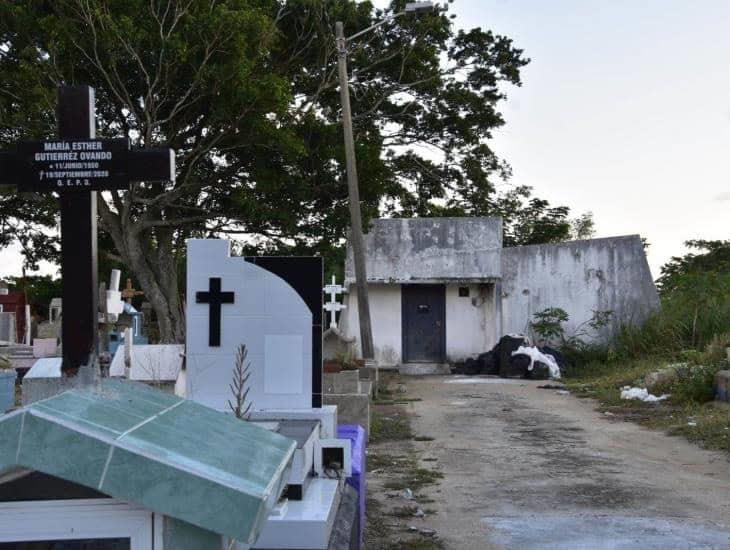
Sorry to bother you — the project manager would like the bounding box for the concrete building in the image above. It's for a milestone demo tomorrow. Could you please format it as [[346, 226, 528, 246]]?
[[342, 218, 659, 369]]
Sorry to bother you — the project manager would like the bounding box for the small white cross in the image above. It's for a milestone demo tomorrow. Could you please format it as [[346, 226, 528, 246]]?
[[323, 275, 346, 329]]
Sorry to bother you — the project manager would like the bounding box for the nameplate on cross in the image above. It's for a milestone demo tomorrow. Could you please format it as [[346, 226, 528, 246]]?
[[0, 85, 176, 372]]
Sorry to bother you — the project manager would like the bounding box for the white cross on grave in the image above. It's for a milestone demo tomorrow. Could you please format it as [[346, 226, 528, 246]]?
[[323, 275, 346, 329]]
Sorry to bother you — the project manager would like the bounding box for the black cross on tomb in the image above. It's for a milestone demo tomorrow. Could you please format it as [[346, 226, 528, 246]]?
[[196, 278, 235, 347], [0, 85, 175, 372]]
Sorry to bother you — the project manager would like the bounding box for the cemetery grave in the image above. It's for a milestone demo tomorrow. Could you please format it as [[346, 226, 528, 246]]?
[[0, 86, 366, 549]]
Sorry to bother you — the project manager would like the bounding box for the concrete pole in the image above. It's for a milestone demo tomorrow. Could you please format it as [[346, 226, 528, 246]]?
[[336, 21, 374, 360], [24, 304, 31, 345]]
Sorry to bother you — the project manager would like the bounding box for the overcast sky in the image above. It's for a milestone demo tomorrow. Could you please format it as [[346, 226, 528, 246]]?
[[379, 0, 730, 277], [1, 1, 727, 279]]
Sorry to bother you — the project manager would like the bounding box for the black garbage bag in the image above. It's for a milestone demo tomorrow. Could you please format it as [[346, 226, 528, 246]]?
[[463, 357, 480, 375], [527, 360, 551, 380], [477, 350, 499, 375], [499, 335, 530, 378]]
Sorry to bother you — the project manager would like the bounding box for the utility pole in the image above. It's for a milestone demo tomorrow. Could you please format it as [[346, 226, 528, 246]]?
[[333, 4, 435, 361], [336, 21, 375, 360]]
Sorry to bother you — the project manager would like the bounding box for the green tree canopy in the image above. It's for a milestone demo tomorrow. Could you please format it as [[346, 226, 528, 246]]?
[[657, 239, 730, 295], [1, 0, 584, 341]]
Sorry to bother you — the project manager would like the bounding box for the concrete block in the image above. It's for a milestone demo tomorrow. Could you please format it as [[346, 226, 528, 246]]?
[[399, 363, 450, 376], [645, 366, 680, 391], [324, 370, 360, 394], [358, 366, 377, 381], [36, 322, 60, 340], [360, 380, 373, 397], [323, 393, 370, 440], [715, 370, 730, 403], [33, 338, 58, 358], [0, 369, 16, 412]]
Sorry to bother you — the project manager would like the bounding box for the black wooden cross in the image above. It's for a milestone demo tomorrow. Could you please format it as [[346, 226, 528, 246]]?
[[0, 85, 175, 372], [195, 277, 235, 347]]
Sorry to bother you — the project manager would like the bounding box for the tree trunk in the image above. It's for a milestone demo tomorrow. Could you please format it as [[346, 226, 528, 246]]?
[[98, 199, 185, 343], [123, 230, 185, 343]]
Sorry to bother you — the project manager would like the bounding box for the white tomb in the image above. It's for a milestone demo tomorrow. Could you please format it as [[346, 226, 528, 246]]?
[[186, 239, 313, 412], [109, 343, 184, 382], [183, 239, 357, 549]]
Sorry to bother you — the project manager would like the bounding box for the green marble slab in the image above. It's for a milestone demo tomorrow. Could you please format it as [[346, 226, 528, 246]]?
[[0, 378, 296, 544]]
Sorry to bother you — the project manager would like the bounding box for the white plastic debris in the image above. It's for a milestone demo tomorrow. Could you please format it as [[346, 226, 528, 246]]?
[[687, 421, 697, 427], [511, 346, 561, 379], [414, 508, 425, 518], [620, 386, 669, 403], [401, 488, 414, 500]]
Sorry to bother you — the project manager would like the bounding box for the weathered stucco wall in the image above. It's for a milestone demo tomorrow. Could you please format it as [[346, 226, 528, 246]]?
[[345, 217, 502, 284], [501, 235, 659, 343], [445, 283, 499, 360], [342, 285, 403, 366], [342, 283, 499, 365]]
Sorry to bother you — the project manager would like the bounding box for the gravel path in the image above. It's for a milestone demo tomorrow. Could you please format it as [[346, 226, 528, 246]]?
[[397, 375, 730, 549]]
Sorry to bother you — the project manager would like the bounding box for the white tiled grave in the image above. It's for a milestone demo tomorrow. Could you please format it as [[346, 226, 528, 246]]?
[[252, 478, 341, 550], [109, 344, 184, 382], [186, 239, 313, 412]]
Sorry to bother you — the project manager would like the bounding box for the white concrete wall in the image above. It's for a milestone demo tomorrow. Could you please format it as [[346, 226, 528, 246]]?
[[341, 283, 499, 365], [341, 284, 403, 366], [345, 217, 502, 284], [501, 235, 659, 343], [445, 283, 498, 361]]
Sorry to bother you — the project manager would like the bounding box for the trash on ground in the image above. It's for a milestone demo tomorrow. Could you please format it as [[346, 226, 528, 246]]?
[[451, 334, 566, 380], [511, 345, 561, 379], [620, 386, 669, 402]]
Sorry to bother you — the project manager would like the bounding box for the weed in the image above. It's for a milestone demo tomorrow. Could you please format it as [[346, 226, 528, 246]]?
[[564, 356, 730, 454], [371, 409, 414, 442], [392, 540, 444, 550], [391, 505, 419, 518], [384, 468, 444, 492], [368, 453, 411, 471]]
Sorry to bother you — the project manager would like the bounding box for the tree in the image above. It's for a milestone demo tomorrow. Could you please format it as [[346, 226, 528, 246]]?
[[657, 239, 730, 296], [0, 0, 574, 340]]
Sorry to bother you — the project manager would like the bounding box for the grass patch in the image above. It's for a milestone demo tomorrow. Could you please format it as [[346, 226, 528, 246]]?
[[564, 355, 730, 454], [392, 540, 444, 550], [371, 409, 414, 443], [665, 406, 730, 451], [368, 453, 411, 471], [364, 497, 391, 547], [383, 468, 444, 492]]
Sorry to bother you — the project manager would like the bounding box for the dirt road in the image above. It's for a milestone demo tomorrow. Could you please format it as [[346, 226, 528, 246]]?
[[368, 375, 730, 549]]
